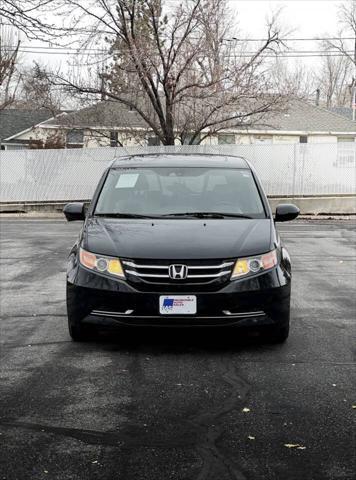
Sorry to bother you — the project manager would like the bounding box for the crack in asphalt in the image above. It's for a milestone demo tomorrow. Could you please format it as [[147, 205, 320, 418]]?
[[187, 362, 251, 480], [0, 362, 251, 480], [0, 419, 194, 448]]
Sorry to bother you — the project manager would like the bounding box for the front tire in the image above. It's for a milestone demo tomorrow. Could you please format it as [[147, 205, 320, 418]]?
[[266, 321, 290, 343], [68, 318, 91, 342], [67, 283, 92, 342]]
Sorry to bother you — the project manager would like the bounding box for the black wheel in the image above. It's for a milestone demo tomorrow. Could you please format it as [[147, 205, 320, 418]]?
[[68, 317, 91, 342], [263, 321, 290, 344], [67, 299, 92, 342], [66, 282, 93, 341]]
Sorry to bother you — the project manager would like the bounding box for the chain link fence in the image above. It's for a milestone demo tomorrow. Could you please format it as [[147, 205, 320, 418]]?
[[1, 143, 355, 202]]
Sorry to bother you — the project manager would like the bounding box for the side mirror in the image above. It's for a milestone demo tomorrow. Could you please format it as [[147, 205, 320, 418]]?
[[275, 203, 300, 222], [63, 202, 86, 222]]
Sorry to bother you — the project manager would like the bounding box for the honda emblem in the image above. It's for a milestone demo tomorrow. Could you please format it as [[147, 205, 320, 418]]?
[[169, 264, 188, 280]]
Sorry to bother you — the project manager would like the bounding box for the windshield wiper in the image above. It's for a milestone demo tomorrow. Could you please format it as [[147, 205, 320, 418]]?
[[161, 212, 253, 219], [94, 213, 160, 219], [94, 212, 253, 219]]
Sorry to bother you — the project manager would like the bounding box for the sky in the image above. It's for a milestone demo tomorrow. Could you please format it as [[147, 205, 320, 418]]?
[[20, 0, 345, 71], [227, 0, 344, 71], [230, 0, 340, 39]]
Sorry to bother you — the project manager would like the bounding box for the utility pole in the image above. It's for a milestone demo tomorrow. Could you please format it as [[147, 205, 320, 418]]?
[[100, 74, 106, 101], [353, 35, 356, 121], [100, 58, 107, 101], [315, 88, 320, 106]]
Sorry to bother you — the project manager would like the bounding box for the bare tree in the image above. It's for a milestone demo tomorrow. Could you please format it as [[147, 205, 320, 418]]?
[[271, 61, 316, 101], [0, 28, 20, 110], [0, 0, 64, 40], [28, 130, 65, 149], [324, 1, 356, 113], [315, 42, 352, 108], [52, 0, 289, 145], [16, 62, 65, 114]]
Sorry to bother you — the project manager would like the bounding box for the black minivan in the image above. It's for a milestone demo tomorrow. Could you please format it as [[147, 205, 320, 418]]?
[[64, 153, 299, 342]]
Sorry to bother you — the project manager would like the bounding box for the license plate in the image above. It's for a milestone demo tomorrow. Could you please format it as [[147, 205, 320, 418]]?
[[159, 295, 197, 315]]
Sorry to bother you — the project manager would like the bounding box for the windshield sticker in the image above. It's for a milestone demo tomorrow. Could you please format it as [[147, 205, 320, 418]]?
[[115, 174, 139, 188]]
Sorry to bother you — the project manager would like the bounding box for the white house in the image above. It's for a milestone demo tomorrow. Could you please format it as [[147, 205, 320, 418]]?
[[2, 99, 356, 150]]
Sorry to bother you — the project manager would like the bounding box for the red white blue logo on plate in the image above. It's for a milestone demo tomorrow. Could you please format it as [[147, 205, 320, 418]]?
[[162, 298, 174, 311]]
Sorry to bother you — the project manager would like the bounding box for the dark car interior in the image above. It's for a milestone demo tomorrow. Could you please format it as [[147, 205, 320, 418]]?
[[95, 167, 266, 218]]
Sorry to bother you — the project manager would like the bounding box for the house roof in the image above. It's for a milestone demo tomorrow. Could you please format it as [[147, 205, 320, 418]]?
[[41, 98, 356, 135], [328, 106, 354, 121], [45, 101, 148, 129], [0, 109, 55, 141], [255, 100, 356, 133]]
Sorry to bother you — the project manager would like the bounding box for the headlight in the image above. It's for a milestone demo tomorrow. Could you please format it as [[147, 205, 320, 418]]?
[[231, 249, 277, 280], [79, 248, 125, 278]]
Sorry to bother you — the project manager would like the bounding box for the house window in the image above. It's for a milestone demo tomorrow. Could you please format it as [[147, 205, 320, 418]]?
[[336, 137, 356, 167], [337, 137, 354, 143], [110, 131, 118, 147], [147, 136, 160, 146], [5, 144, 28, 150], [66, 129, 84, 148], [218, 134, 236, 145], [183, 133, 201, 145], [299, 135, 308, 144]]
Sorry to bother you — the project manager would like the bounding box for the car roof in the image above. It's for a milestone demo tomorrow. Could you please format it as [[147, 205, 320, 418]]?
[[110, 153, 249, 169]]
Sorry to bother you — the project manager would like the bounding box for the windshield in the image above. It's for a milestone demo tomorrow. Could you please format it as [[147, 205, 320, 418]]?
[[94, 167, 266, 219]]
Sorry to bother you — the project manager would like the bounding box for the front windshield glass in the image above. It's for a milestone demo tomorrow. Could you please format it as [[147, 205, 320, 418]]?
[[95, 167, 266, 219]]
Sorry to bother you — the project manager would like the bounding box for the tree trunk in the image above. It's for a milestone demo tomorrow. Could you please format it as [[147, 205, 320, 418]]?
[[162, 133, 175, 145]]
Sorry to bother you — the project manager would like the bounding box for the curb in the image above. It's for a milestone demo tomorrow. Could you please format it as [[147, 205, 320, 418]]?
[[0, 196, 356, 216]]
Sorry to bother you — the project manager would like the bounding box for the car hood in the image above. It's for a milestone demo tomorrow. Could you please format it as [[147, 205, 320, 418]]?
[[83, 217, 273, 260]]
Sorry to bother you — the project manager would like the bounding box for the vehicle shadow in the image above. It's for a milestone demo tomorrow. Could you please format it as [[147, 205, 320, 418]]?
[[82, 326, 280, 355]]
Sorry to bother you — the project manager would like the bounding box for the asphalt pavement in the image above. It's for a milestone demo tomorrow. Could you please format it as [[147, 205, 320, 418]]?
[[0, 218, 355, 480]]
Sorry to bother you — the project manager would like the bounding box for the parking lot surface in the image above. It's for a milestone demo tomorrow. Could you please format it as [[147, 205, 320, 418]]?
[[0, 218, 355, 480]]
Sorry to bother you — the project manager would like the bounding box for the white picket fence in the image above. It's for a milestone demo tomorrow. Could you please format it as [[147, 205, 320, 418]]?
[[1, 143, 355, 202]]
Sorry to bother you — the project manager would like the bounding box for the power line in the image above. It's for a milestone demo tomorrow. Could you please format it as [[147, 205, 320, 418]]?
[[1, 20, 355, 44], [18, 45, 107, 52], [13, 44, 356, 55], [7, 43, 356, 58], [17, 46, 107, 54], [17, 35, 356, 44], [225, 36, 356, 42], [11, 48, 356, 58]]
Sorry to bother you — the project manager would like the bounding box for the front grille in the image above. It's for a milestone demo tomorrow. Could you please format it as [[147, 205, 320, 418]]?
[[122, 258, 234, 287]]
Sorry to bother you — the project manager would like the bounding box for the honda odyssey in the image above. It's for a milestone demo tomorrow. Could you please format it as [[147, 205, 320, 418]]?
[[64, 153, 299, 342]]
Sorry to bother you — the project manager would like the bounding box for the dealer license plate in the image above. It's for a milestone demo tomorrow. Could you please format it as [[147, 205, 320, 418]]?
[[159, 295, 197, 315]]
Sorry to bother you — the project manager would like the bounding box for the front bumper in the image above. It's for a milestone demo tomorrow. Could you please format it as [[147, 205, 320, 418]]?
[[67, 263, 291, 328]]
